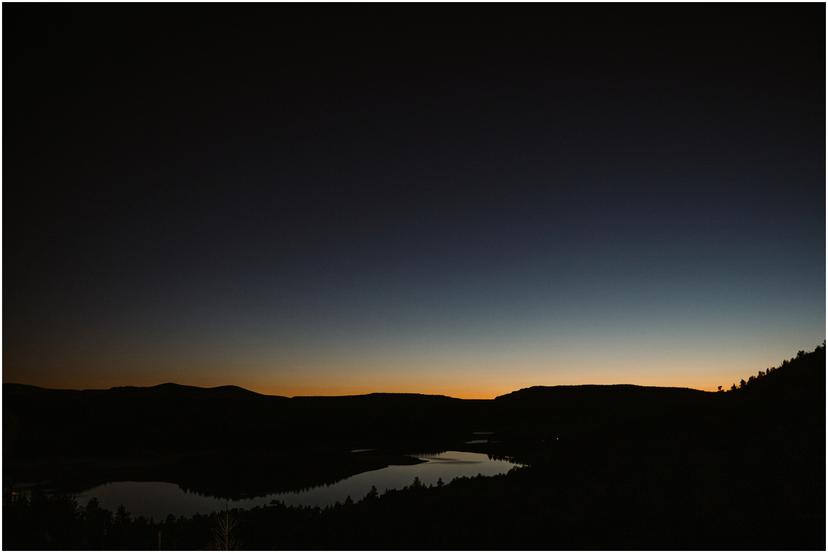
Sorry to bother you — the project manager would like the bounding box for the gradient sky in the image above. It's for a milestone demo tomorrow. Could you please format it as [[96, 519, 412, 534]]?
[[4, 4, 825, 398]]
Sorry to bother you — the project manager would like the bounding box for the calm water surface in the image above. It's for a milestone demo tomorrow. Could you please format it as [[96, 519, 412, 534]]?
[[76, 451, 521, 519]]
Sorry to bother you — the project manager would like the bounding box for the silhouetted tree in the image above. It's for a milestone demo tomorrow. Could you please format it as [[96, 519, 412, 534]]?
[[115, 505, 130, 526], [211, 504, 238, 550]]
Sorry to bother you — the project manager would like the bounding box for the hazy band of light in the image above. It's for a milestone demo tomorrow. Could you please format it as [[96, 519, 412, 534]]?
[[7, 327, 823, 398]]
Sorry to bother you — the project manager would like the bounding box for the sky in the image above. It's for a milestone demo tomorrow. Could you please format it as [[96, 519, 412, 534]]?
[[4, 4, 825, 398]]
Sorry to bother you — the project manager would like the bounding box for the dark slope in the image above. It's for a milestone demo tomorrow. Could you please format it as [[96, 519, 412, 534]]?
[[3, 383, 479, 496], [4, 382, 286, 456], [485, 383, 720, 454], [3, 382, 465, 453], [3, 380, 716, 467]]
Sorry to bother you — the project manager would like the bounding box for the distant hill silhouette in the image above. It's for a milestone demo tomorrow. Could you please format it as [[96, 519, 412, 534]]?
[[496, 382, 708, 400], [6, 345, 825, 483], [5, 378, 719, 481], [111, 382, 278, 399]]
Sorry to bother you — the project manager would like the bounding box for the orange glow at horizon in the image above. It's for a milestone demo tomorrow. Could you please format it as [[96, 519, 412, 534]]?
[[5, 335, 821, 399], [0, 363, 761, 400], [1, 376, 723, 400]]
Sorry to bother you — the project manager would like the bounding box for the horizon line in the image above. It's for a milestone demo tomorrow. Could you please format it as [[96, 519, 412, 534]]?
[[1, 379, 715, 400]]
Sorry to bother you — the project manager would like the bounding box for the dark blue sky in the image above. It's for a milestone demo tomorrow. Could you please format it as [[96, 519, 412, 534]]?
[[4, 4, 824, 396]]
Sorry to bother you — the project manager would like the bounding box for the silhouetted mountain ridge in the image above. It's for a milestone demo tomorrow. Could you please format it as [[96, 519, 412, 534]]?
[[5, 382, 460, 402], [496, 383, 710, 401], [111, 383, 279, 399], [4, 344, 824, 500], [0, 381, 720, 404]]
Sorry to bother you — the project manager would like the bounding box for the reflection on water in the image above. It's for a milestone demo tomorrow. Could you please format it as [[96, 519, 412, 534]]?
[[75, 451, 522, 519]]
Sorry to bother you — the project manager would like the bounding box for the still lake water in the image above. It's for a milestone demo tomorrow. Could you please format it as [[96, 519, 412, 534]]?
[[76, 451, 521, 519]]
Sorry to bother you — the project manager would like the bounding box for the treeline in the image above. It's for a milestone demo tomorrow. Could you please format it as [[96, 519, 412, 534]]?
[[5, 437, 824, 550], [719, 341, 825, 392], [2, 475, 482, 550]]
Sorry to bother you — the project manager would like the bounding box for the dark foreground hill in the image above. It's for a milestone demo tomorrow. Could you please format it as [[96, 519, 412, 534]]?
[[4, 382, 471, 496], [3, 344, 825, 549]]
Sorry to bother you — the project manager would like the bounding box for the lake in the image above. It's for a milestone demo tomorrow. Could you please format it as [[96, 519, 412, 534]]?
[[75, 450, 522, 519]]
